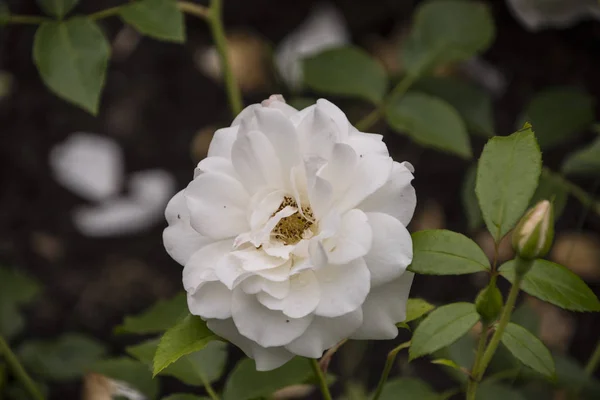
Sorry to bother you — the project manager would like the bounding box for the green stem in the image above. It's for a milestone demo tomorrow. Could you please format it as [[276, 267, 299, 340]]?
[[178, 1, 210, 19], [199, 371, 220, 400], [207, 0, 243, 116], [585, 337, 600, 377], [354, 72, 419, 132], [310, 358, 332, 400], [0, 336, 44, 400], [7, 15, 49, 24], [466, 322, 489, 400], [472, 264, 526, 386], [88, 6, 122, 20], [371, 341, 411, 400]]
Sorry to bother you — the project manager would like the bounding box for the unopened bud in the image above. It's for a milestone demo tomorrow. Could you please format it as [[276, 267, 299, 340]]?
[[512, 200, 554, 260], [475, 283, 503, 323]]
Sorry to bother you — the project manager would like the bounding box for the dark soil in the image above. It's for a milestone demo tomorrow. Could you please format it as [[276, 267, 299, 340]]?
[[1, 0, 599, 399]]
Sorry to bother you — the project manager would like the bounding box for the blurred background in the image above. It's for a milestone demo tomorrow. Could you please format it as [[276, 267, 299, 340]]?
[[1, 0, 600, 398]]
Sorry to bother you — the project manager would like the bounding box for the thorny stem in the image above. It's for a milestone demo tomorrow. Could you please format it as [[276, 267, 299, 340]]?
[[371, 341, 411, 400], [208, 0, 243, 116], [310, 358, 333, 400], [178, 1, 211, 19], [0, 336, 44, 400], [466, 322, 489, 400], [319, 338, 348, 373], [468, 260, 528, 399], [88, 6, 122, 20]]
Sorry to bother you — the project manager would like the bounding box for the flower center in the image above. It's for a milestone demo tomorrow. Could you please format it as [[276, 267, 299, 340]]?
[[271, 196, 314, 245]]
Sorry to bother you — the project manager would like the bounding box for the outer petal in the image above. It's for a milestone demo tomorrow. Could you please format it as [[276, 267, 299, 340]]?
[[346, 130, 389, 157], [194, 157, 237, 179], [207, 126, 239, 159], [364, 212, 412, 287], [163, 190, 211, 266], [186, 172, 249, 239], [285, 308, 362, 358], [314, 258, 370, 318], [241, 276, 290, 299], [256, 270, 320, 318], [296, 106, 340, 160], [358, 161, 416, 226], [334, 154, 393, 213], [255, 107, 301, 181], [207, 318, 294, 371], [231, 130, 284, 193], [183, 240, 233, 292], [318, 143, 358, 204], [187, 281, 232, 319], [316, 99, 349, 140], [232, 289, 313, 347], [325, 209, 372, 265], [350, 271, 414, 340]]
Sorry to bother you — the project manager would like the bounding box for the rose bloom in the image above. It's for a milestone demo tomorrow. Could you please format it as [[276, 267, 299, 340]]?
[[164, 95, 416, 370]]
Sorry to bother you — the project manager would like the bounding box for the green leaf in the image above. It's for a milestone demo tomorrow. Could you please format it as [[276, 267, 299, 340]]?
[[562, 137, 600, 177], [18, 333, 106, 381], [162, 395, 209, 400], [409, 230, 490, 275], [386, 92, 471, 158], [511, 303, 540, 336], [410, 302, 480, 360], [115, 292, 187, 335], [36, 0, 78, 18], [403, 0, 495, 74], [462, 165, 484, 231], [378, 378, 438, 400], [476, 382, 527, 400], [552, 353, 600, 397], [33, 18, 110, 115], [499, 259, 600, 311], [529, 170, 568, 219], [303, 47, 388, 104], [92, 357, 158, 400], [0, 268, 40, 339], [414, 76, 494, 137], [521, 87, 594, 149], [128, 338, 227, 385], [119, 0, 185, 43], [475, 125, 542, 242], [223, 357, 313, 400], [405, 298, 436, 322], [153, 314, 219, 376], [501, 322, 555, 379]]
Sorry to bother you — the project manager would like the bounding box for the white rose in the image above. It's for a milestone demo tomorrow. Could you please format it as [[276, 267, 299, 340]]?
[[163, 95, 416, 371]]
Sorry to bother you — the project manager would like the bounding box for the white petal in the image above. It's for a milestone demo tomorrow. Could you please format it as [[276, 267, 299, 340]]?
[[255, 107, 301, 180], [232, 289, 313, 347], [262, 96, 298, 117], [285, 308, 362, 358], [231, 104, 260, 127], [187, 281, 232, 319], [194, 157, 237, 179], [215, 253, 253, 290], [314, 258, 370, 317], [358, 161, 416, 226], [316, 99, 349, 140], [325, 209, 373, 265], [50, 132, 123, 202], [186, 172, 249, 239], [253, 262, 293, 282], [231, 248, 288, 272], [296, 107, 341, 160], [334, 154, 392, 213], [163, 190, 211, 266], [305, 157, 333, 219], [350, 271, 414, 340], [231, 130, 284, 193], [242, 276, 290, 299], [364, 212, 412, 287], [207, 126, 239, 159], [207, 318, 294, 371], [346, 130, 389, 157], [318, 143, 358, 203], [183, 240, 233, 292], [256, 270, 320, 318]]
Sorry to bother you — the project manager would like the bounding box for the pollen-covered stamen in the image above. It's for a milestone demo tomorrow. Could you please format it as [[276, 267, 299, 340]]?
[[271, 196, 314, 245]]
